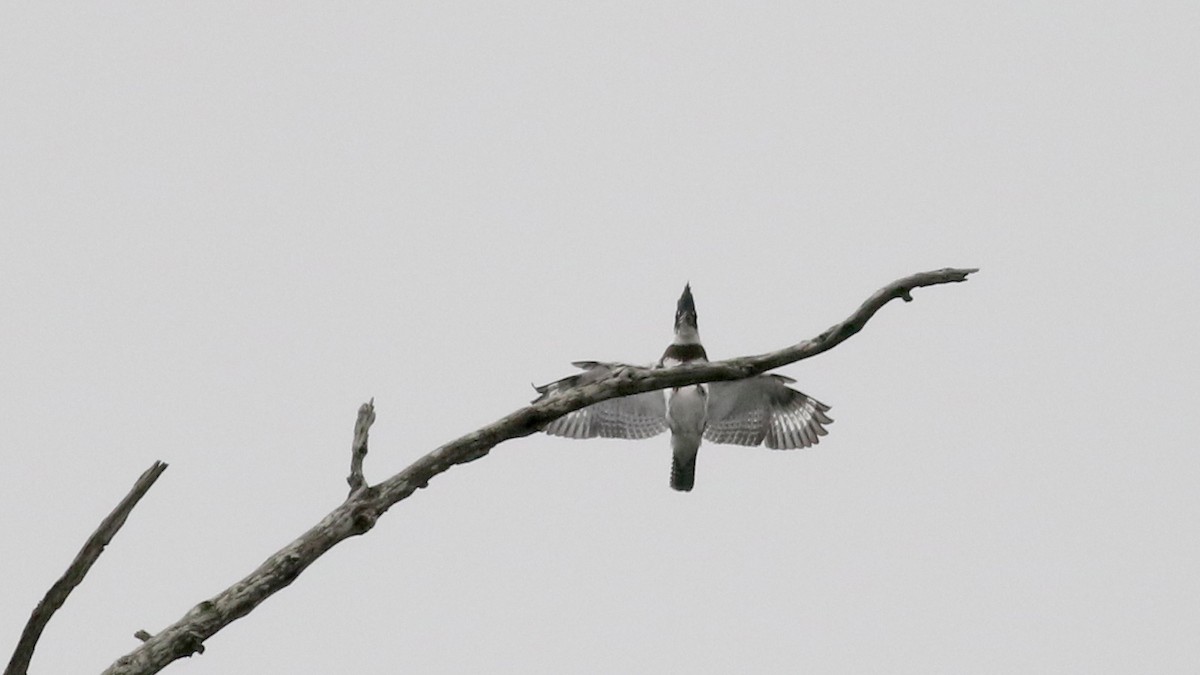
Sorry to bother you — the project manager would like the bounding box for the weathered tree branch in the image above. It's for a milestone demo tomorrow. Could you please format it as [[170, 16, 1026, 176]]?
[[102, 267, 976, 675], [347, 398, 375, 493], [5, 461, 167, 675]]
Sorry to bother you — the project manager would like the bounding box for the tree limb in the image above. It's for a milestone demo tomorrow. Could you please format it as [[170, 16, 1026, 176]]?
[[102, 267, 976, 675], [346, 398, 375, 493], [5, 461, 167, 675]]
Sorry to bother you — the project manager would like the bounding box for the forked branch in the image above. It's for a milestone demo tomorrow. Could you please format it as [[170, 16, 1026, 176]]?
[[102, 267, 976, 674], [5, 462, 167, 675]]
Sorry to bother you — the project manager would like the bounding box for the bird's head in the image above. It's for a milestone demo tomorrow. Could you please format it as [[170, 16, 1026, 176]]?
[[674, 283, 698, 333]]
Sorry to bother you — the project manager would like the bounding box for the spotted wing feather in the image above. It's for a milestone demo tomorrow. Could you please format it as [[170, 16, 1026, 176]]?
[[703, 374, 832, 449], [533, 361, 669, 440]]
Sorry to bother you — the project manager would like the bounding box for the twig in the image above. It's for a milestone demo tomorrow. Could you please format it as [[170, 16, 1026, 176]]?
[[5, 461, 168, 675], [102, 267, 976, 675], [346, 398, 376, 493]]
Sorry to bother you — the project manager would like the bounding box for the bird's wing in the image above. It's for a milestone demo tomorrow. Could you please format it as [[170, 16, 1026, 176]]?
[[703, 374, 833, 449], [533, 361, 669, 440]]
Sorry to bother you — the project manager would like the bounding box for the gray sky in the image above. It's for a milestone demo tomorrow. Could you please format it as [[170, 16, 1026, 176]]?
[[2, 3, 1198, 673]]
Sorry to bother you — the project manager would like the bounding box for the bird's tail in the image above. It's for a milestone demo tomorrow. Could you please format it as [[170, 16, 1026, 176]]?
[[670, 453, 696, 492]]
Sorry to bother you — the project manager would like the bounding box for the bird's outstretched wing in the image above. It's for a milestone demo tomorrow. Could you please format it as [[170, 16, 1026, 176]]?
[[533, 361, 669, 440], [703, 374, 832, 449]]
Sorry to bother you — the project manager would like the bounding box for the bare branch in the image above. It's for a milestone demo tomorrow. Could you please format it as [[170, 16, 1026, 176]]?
[[346, 397, 376, 493], [103, 267, 975, 675], [5, 461, 167, 675]]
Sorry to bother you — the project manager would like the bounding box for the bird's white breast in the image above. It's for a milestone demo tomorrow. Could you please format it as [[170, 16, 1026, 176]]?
[[667, 384, 708, 437]]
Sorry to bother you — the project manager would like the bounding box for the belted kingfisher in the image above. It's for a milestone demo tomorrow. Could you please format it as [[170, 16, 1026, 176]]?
[[534, 284, 833, 492]]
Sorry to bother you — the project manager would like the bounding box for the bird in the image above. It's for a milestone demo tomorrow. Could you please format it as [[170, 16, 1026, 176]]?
[[533, 283, 833, 492]]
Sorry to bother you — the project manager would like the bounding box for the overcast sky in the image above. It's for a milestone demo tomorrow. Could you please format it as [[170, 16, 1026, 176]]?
[[2, 2, 1198, 674]]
